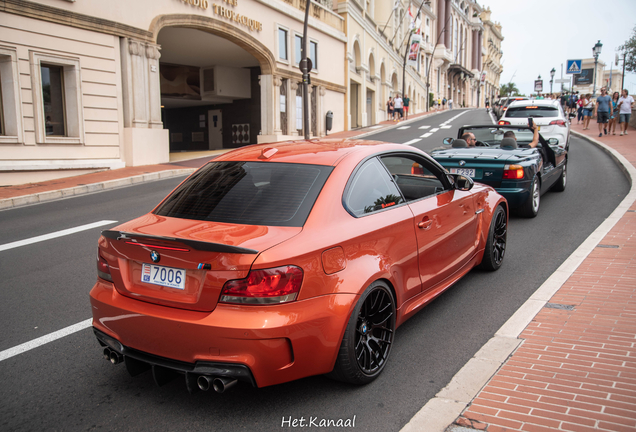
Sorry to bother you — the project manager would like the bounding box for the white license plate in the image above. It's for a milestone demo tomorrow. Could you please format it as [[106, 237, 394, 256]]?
[[142, 264, 186, 290], [450, 168, 476, 177]]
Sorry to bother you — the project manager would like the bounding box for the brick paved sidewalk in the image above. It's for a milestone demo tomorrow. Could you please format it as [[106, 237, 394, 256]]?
[[450, 122, 636, 431]]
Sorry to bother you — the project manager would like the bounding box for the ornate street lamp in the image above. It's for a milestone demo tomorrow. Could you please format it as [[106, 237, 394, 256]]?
[[550, 68, 555, 94], [592, 40, 603, 97]]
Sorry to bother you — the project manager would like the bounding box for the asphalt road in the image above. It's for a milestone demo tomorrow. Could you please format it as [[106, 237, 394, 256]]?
[[0, 109, 630, 432]]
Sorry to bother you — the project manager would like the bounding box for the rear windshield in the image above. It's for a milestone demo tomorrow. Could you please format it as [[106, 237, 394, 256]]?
[[506, 106, 559, 118], [154, 161, 332, 227]]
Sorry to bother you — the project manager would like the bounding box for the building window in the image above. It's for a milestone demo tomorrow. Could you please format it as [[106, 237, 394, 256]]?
[[295, 34, 302, 65], [310, 40, 318, 70], [278, 28, 288, 61], [0, 69, 4, 136], [0, 47, 23, 144], [41, 64, 66, 136], [30, 51, 84, 144]]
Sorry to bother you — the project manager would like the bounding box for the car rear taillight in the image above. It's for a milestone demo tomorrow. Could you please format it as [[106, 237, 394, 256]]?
[[498, 120, 510, 125], [549, 120, 567, 127], [503, 164, 524, 180], [97, 250, 113, 282], [220, 266, 303, 304]]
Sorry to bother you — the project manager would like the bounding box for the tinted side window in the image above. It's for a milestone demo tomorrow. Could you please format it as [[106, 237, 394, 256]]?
[[154, 161, 332, 227], [344, 158, 403, 217], [380, 155, 447, 202]]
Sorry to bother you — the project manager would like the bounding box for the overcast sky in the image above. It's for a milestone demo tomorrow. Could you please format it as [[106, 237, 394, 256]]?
[[478, 0, 636, 96]]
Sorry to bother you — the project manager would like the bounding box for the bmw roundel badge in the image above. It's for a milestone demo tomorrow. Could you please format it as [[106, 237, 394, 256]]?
[[150, 250, 160, 263], [459, 160, 466, 166]]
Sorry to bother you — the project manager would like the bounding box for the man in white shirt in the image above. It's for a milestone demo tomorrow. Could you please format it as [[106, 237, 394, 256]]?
[[393, 94, 404, 121], [617, 89, 635, 136]]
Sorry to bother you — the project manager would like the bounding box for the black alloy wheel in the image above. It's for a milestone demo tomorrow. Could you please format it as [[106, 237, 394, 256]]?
[[328, 281, 396, 384], [480, 205, 507, 271]]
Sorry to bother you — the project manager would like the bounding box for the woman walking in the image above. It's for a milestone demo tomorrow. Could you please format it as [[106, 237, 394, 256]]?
[[387, 97, 394, 121], [577, 95, 586, 124], [608, 92, 620, 135], [583, 94, 594, 130]]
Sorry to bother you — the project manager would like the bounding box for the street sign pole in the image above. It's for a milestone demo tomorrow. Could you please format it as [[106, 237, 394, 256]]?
[[301, 0, 311, 140]]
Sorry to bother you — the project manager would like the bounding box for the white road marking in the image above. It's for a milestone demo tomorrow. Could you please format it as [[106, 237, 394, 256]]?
[[441, 125, 453, 129], [0, 319, 93, 362], [403, 139, 422, 146], [419, 125, 431, 129], [0, 220, 118, 252], [430, 128, 440, 133], [421, 133, 433, 138], [397, 126, 411, 130]]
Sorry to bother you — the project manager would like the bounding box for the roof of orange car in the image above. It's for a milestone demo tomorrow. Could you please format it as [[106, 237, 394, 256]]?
[[213, 139, 410, 166]]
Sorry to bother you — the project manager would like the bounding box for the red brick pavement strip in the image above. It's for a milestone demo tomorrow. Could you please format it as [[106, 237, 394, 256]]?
[[0, 109, 447, 209], [451, 123, 636, 431]]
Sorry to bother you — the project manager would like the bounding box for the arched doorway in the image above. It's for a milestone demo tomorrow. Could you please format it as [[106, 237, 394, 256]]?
[[152, 17, 275, 152]]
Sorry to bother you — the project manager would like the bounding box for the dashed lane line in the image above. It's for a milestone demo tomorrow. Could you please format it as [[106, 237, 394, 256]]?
[[397, 126, 411, 130], [419, 125, 431, 129], [403, 139, 422, 146], [421, 133, 433, 138], [0, 220, 118, 252], [430, 128, 440, 133]]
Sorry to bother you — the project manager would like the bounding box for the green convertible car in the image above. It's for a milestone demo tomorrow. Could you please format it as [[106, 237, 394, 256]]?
[[431, 125, 568, 218]]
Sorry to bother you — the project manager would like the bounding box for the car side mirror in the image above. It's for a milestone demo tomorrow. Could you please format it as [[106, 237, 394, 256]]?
[[443, 137, 453, 146], [449, 174, 474, 191]]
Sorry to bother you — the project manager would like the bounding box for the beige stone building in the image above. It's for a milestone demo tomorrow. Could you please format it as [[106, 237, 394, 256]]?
[[0, 0, 346, 185], [0, 0, 504, 185], [479, 7, 503, 106]]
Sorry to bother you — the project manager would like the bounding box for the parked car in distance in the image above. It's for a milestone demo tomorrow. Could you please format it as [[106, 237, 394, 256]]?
[[431, 125, 567, 218], [495, 96, 529, 119], [91, 139, 508, 393], [498, 99, 570, 148]]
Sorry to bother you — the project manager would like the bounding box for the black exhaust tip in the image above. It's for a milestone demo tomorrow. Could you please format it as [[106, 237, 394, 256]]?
[[213, 377, 238, 393]]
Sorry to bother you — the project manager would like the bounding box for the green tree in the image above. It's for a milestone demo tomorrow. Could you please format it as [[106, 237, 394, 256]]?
[[619, 25, 636, 73], [500, 82, 520, 97]]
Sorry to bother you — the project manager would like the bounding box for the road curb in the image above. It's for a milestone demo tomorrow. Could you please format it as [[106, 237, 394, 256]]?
[[0, 168, 195, 210], [401, 129, 636, 432], [0, 110, 457, 211]]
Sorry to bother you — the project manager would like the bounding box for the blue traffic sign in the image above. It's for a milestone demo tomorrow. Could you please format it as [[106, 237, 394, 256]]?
[[566, 59, 582, 75]]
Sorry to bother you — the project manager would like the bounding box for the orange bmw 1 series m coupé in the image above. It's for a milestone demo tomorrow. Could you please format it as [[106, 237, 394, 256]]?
[[90, 139, 508, 393]]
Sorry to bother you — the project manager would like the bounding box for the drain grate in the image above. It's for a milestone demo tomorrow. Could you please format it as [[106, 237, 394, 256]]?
[[545, 303, 575, 311], [597, 244, 620, 248]]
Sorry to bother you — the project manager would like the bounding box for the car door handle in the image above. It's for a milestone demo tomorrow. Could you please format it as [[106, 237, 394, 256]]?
[[418, 218, 433, 230]]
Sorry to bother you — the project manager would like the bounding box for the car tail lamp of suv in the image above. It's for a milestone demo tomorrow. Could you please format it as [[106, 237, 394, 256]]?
[[220, 266, 303, 304], [549, 120, 567, 127], [498, 120, 511, 125]]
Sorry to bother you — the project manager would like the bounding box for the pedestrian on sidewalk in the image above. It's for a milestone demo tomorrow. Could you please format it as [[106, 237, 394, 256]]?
[[617, 89, 635, 136], [595, 87, 612, 137], [609, 92, 620, 135], [577, 94, 585, 124], [403, 94, 410, 119], [393, 94, 404, 121], [386, 97, 394, 121], [449, 98, 453, 109], [433, 98, 438, 111], [442, 97, 447, 110], [583, 94, 594, 130]]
